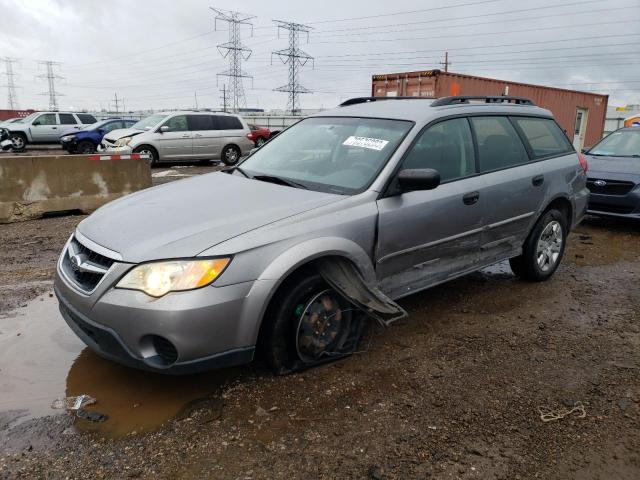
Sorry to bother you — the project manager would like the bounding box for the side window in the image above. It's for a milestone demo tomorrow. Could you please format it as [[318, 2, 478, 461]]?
[[34, 113, 57, 126], [77, 114, 97, 124], [124, 120, 137, 127], [162, 115, 188, 132], [402, 118, 475, 182], [187, 115, 215, 131], [470, 116, 529, 172], [59, 113, 78, 125], [216, 115, 243, 130], [103, 121, 123, 132], [511, 117, 573, 158]]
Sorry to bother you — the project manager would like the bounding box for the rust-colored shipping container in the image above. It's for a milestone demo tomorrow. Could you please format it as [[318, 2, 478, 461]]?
[[371, 70, 608, 150], [0, 109, 35, 121]]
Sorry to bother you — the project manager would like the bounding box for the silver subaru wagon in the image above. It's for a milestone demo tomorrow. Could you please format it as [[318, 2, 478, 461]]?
[[55, 96, 589, 375]]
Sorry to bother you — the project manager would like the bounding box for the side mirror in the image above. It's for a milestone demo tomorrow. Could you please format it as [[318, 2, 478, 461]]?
[[33, 121, 41, 126], [159, 125, 170, 133], [398, 168, 440, 192]]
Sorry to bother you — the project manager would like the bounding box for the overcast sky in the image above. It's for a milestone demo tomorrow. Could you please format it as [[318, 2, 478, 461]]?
[[1, 0, 639, 112]]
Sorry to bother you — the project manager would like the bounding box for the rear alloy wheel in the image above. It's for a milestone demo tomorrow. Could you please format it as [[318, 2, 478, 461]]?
[[76, 140, 96, 154], [10, 133, 26, 151], [262, 273, 364, 375], [221, 145, 240, 166], [255, 137, 266, 147], [133, 146, 158, 167], [509, 209, 567, 281]]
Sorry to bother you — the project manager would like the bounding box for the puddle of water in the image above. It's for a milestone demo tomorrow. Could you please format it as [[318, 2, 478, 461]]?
[[0, 293, 243, 437]]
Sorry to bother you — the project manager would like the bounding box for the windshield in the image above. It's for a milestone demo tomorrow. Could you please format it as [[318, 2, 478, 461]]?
[[131, 114, 165, 131], [589, 129, 640, 157], [239, 117, 413, 194], [82, 120, 108, 131]]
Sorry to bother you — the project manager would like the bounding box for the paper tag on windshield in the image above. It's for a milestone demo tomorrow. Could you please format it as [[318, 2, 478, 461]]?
[[343, 136, 389, 151]]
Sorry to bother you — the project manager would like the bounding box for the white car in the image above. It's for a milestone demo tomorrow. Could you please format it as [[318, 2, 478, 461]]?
[[100, 111, 254, 166]]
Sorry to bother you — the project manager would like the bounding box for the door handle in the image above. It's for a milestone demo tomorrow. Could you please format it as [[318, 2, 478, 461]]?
[[194, 133, 203, 137], [532, 175, 544, 187], [52, 127, 57, 129], [463, 191, 480, 205], [181, 134, 191, 138]]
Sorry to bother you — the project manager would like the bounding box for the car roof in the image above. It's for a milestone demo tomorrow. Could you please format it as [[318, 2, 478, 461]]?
[[313, 98, 553, 124], [158, 111, 239, 116]]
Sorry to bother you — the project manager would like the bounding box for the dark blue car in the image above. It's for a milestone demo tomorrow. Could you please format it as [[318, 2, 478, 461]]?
[[59, 118, 137, 154]]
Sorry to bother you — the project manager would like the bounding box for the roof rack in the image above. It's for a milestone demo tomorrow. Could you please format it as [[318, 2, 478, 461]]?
[[339, 96, 433, 107], [431, 96, 535, 107]]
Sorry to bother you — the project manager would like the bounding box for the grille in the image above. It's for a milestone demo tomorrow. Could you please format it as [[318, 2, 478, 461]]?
[[588, 202, 635, 215], [587, 178, 636, 196], [61, 236, 115, 292]]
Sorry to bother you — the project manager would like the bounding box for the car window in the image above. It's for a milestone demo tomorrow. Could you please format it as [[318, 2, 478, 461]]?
[[471, 116, 530, 172], [589, 129, 640, 157], [187, 115, 215, 131], [402, 118, 475, 182], [34, 113, 57, 126], [216, 115, 243, 130], [240, 117, 412, 194], [77, 114, 97, 124], [59, 113, 77, 125], [103, 121, 123, 132], [162, 115, 188, 132], [512, 117, 573, 158]]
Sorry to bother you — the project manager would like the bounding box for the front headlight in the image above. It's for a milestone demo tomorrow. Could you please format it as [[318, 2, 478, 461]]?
[[116, 258, 231, 297], [61, 135, 74, 141], [114, 136, 133, 147]]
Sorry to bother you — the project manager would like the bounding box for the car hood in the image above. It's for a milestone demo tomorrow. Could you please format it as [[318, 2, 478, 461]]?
[[586, 154, 640, 177], [103, 127, 145, 141], [77, 172, 345, 262]]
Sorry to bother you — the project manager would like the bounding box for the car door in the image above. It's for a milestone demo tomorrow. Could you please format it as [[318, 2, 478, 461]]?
[[155, 115, 193, 160], [58, 113, 82, 136], [30, 113, 59, 142], [376, 117, 485, 299], [469, 115, 550, 262], [188, 114, 220, 159], [216, 115, 245, 156]]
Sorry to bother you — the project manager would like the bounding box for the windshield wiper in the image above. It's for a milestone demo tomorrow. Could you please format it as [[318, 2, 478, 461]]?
[[252, 174, 308, 189], [224, 166, 251, 178]]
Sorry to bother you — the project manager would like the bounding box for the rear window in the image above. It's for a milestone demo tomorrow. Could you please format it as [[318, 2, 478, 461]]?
[[470, 116, 530, 172], [216, 115, 243, 130], [512, 117, 573, 158], [77, 114, 97, 124], [59, 113, 77, 125]]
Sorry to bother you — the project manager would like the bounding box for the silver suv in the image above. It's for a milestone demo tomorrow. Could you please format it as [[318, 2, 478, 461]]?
[[55, 96, 588, 375], [8, 111, 97, 150], [99, 111, 254, 166]]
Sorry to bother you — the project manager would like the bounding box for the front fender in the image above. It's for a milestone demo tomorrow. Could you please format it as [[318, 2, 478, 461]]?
[[236, 237, 376, 346]]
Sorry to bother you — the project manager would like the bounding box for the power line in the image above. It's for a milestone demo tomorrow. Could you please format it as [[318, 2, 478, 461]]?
[[36, 60, 64, 111], [272, 20, 314, 115], [1, 57, 20, 109], [211, 7, 255, 112]]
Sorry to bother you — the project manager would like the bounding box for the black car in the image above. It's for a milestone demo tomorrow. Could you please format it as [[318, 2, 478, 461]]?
[[585, 127, 640, 219]]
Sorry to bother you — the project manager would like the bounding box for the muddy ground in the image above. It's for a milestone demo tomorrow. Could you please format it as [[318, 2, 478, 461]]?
[[1, 168, 639, 479]]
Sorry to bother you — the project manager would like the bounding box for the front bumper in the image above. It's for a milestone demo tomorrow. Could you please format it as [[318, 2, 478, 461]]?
[[60, 138, 77, 152], [54, 242, 273, 373], [98, 143, 132, 154], [587, 189, 640, 220]]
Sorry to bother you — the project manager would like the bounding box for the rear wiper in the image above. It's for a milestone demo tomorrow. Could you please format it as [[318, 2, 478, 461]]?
[[252, 175, 308, 190]]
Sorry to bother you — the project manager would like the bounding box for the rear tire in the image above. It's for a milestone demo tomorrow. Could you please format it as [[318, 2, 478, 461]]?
[[221, 145, 240, 166], [76, 140, 96, 154], [509, 209, 567, 282], [9, 133, 26, 151], [261, 273, 363, 375], [133, 145, 158, 167]]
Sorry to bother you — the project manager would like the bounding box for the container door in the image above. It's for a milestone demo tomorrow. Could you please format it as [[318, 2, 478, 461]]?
[[573, 108, 589, 150]]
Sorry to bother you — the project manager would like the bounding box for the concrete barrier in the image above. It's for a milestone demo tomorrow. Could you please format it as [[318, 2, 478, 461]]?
[[0, 154, 151, 223]]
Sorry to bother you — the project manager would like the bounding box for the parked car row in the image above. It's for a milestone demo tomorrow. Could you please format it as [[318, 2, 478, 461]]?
[[6, 111, 98, 149]]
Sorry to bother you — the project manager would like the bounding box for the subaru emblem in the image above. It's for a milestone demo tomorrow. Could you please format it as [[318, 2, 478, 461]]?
[[594, 180, 606, 187]]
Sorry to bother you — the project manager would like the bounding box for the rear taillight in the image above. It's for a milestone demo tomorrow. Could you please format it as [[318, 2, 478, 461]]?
[[246, 133, 254, 140], [578, 152, 588, 173]]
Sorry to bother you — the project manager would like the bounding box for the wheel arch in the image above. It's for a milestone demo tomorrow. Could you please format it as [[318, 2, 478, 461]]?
[[244, 237, 376, 350], [541, 194, 573, 227]]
